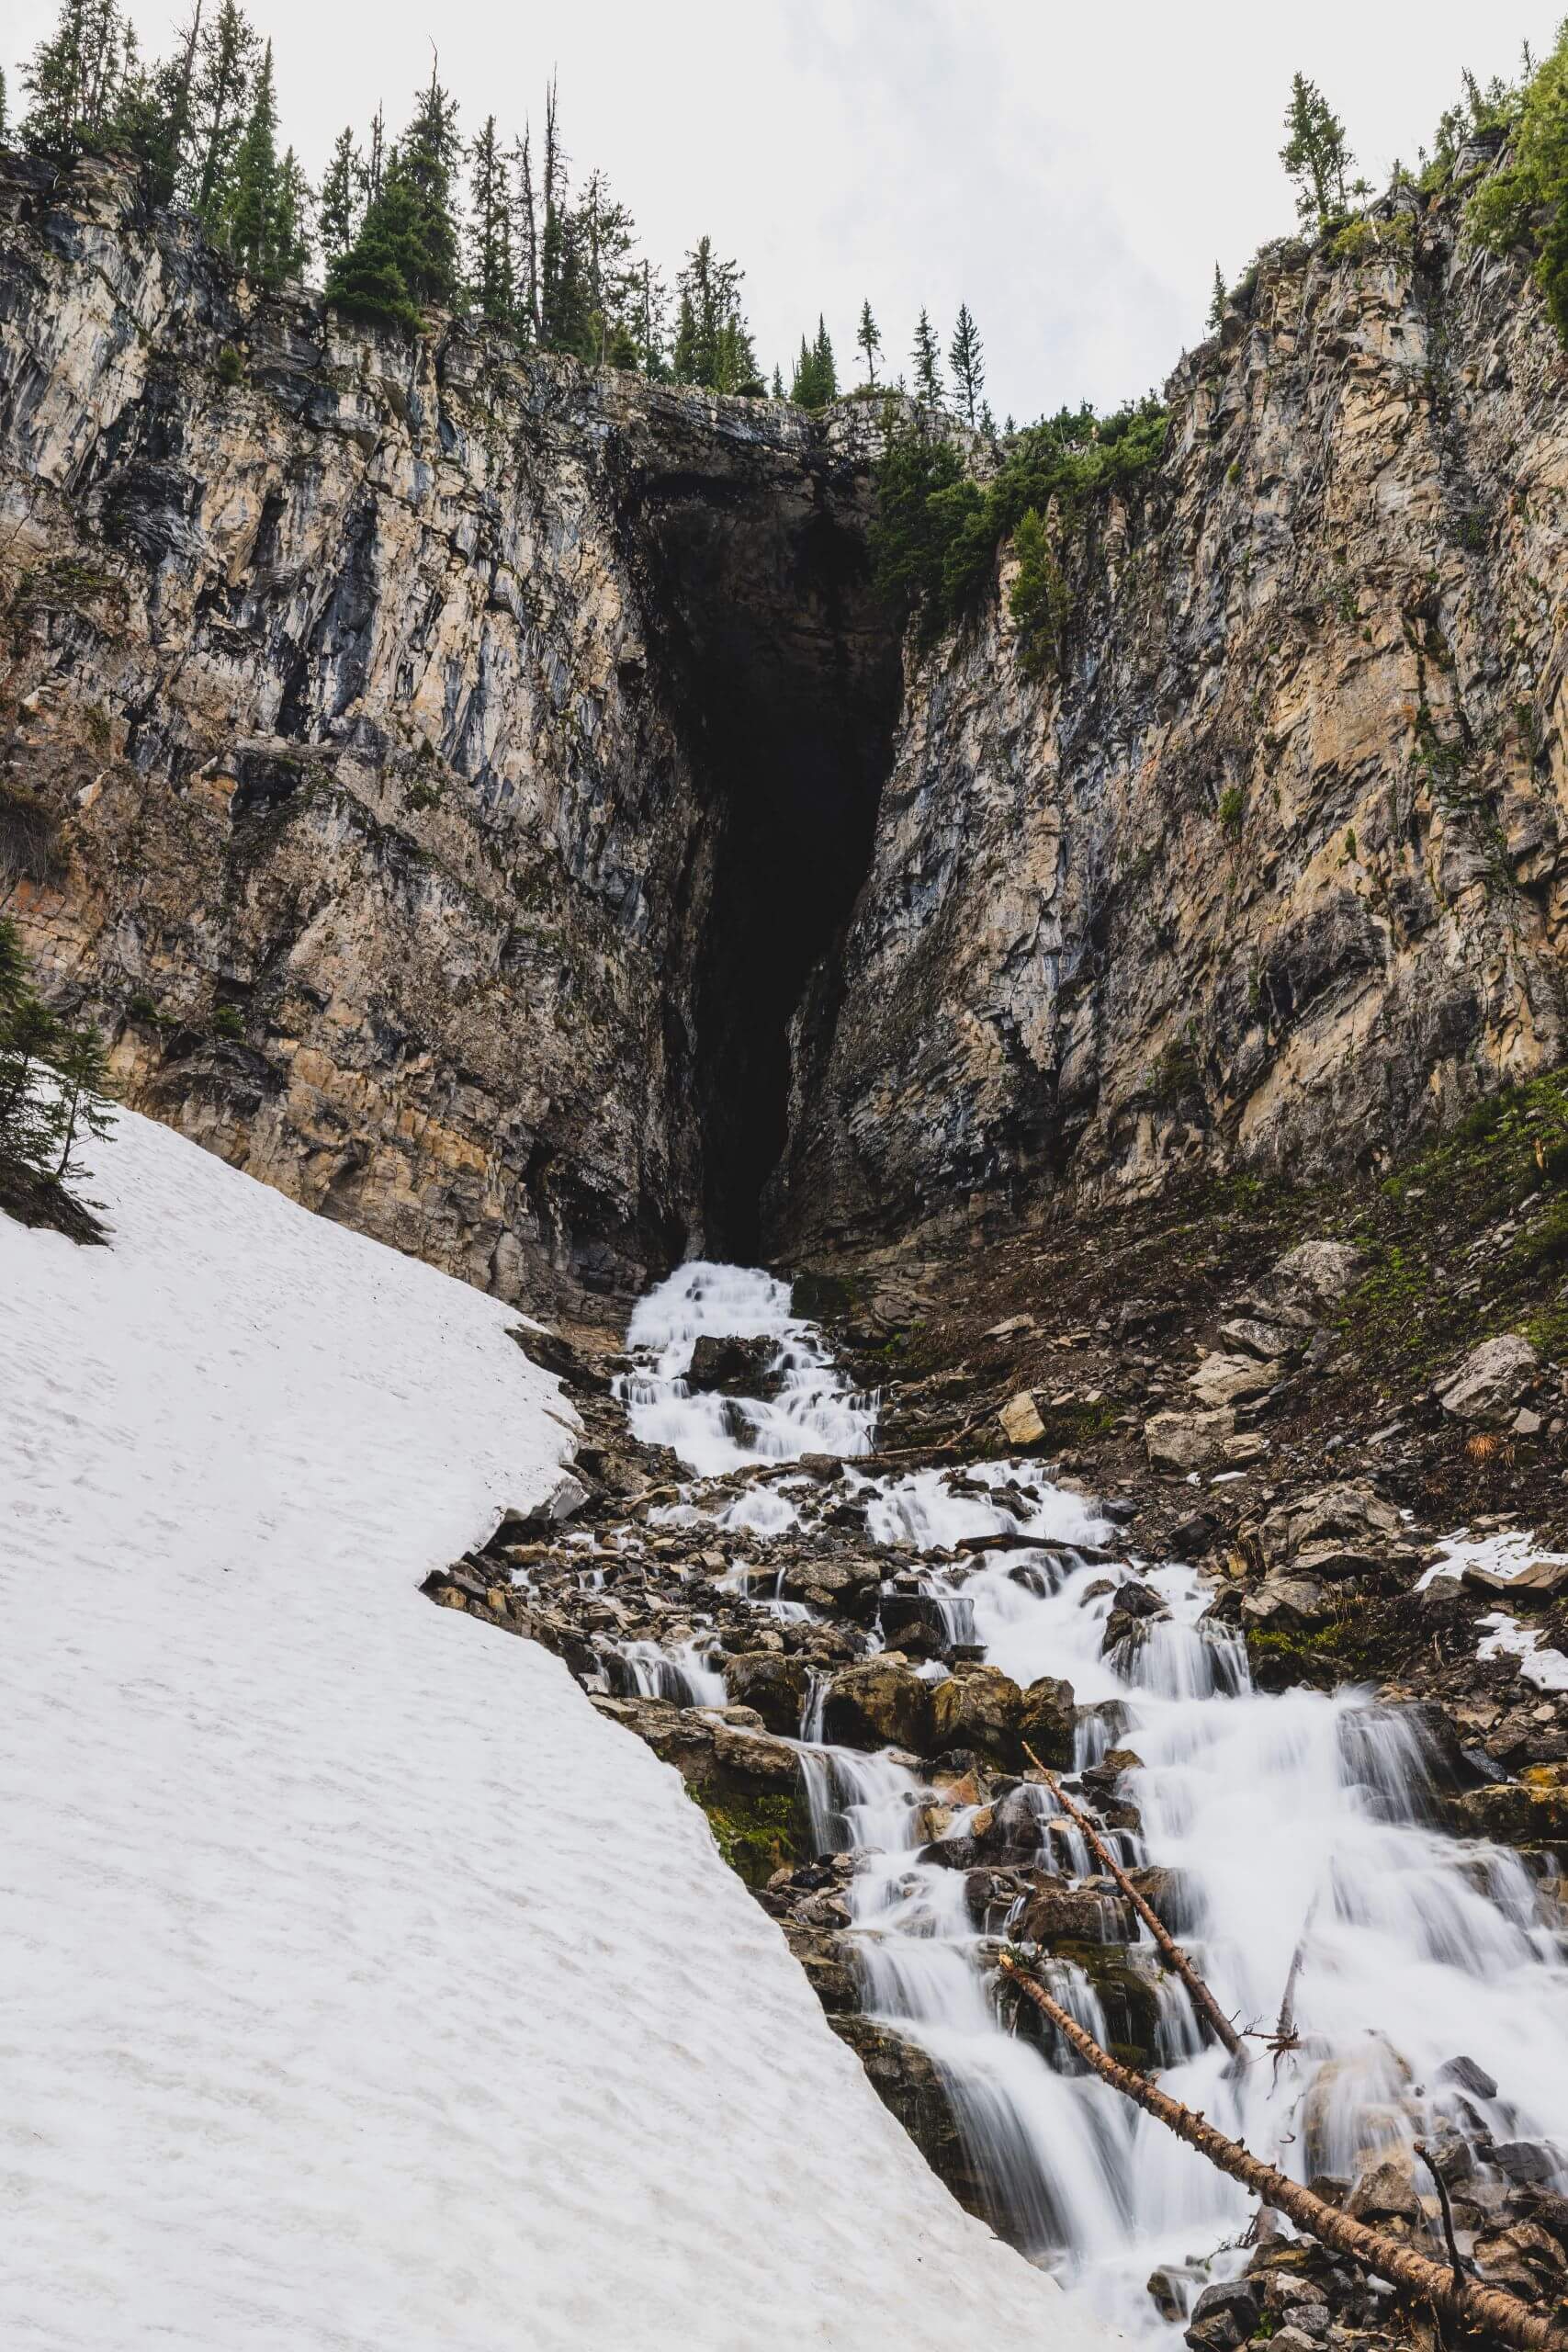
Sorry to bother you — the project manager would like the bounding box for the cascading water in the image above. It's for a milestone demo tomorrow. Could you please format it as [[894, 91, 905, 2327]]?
[[613, 1262, 1568, 2337]]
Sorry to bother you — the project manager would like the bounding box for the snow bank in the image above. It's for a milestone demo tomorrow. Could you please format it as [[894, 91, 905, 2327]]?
[[0, 1113, 1077, 2351]]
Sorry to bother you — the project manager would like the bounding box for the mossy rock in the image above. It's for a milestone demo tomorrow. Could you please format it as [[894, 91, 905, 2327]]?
[[694, 1787, 807, 1888]]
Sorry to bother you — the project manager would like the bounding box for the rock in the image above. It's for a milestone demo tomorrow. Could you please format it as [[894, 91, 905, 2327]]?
[[1449, 1767, 1568, 1845], [1220, 1316, 1306, 1363], [998, 1391, 1046, 1446], [1271, 1241, 1364, 1303], [1347, 2154, 1420, 2222], [491, 1474, 590, 1541], [1145, 1408, 1235, 1474], [1184, 2278, 1260, 2351], [1436, 2053, 1499, 2103], [1258, 1482, 1402, 1579], [1017, 1675, 1077, 1769], [1436, 1335, 1540, 1427], [819, 1656, 934, 1753], [930, 1663, 1026, 1766], [1241, 1577, 1332, 1631], [722, 1651, 809, 1736], [1514, 1407, 1544, 1437], [1190, 1352, 1280, 1408], [1493, 2141, 1556, 2186], [985, 1315, 1036, 1340], [1461, 1557, 1568, 1606], [1014, 1878, 1132, 1948], [829, 2014, 992, 2225], [685, 1334, 777, 1395]]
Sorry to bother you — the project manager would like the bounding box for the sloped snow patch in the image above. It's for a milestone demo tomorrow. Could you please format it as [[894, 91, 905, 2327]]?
[[0, 1112, 1076, 2351]]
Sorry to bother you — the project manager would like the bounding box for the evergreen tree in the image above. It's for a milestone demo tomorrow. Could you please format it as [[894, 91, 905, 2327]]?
[[856, 298, 882, 388], [49, 1020, 114, 1186], [325, 171, 423, 332], [910, 307, 943, 407], [318, 125, 367, 271], [1208, 263, 1226, 332], [186, 0, 260, 230], [220, 39, 278, 277], [467, 113, 513, 325], [1280, 72, 1353, 228], [367, 101, 386, 201], [21, 0, 135, 159], [948, 302, 984, 425], [396, 57, 462, 310], [635, 256, 669, 378], [576, 168, 637, 364], [538, 75, 585, 350], [790, 315, 837, 407], [771, 362, 785, 400], [274, 146, 310, 280], [671, 237, 750, 389], [0, 66, 7, 141]]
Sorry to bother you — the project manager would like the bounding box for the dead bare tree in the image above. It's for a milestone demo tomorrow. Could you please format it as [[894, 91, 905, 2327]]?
[[998, 1951, 1568, 2352]]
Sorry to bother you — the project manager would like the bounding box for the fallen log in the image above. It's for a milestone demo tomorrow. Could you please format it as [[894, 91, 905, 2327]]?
[[1022, 1745, 1245, 2059], [997, 1952, 1568, 2352]]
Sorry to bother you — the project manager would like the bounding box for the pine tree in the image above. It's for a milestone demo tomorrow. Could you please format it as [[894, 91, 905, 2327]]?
[[856, 299, 882, 388], [468, 114, 513, 326], [635, 256, 668, 378], [771, 362, 785, 400], [21, 0, 135, 158], [0, 66, 8, 141], [367, 101, 386, 201], [672, 237, 750, 389], [538, 75, 578, 349], [1208, 262, 1226, 332], [274, 147, 310, 281], [948, 302, 984, 425], [186, 0, 260, 230], [1280, 72, 1353, 228], [576, 168, 637, 365], [220, 39, 279, 277], [910, 308, 943, 408], [396, 57, 463, 310], [318, 126, 367, 271], [49, 1020, 115, 1187], [326, 171, 423, 333]]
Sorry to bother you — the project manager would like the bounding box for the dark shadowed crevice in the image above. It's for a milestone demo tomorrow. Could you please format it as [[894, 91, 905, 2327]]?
[[627, 455, 902, 1261]]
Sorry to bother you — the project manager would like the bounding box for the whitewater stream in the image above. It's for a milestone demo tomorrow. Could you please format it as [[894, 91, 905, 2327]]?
[[614, 1264, 1568, 2336]]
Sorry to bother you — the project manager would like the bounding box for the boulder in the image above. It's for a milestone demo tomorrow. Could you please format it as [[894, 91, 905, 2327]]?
[[1220, 1315, 1307, 1363], [1014, 1878, 1133, 1948], [829, 2014, 990, 2223], [723, 1651, 810, 1736], [1461, 1556, 1568, 1606], [1190, 1351, 1280, 1408], [1271, 1240, 1364, 1303], [1258, 1482, 1402, 1580], [1436, 1334, 1540, 1426], [819, 1656, 934, 1753], [1145, 1407, 1235, 1474], [1018, 1674, 1077, 1768], [998, 1390, 1046, 1446], [1241, 1577, 1332, 1632], [1184, 2278, 1260, 2351], [685, 1333, 778, 1395], [1448, 1772, 1568, 1847], [1347, 2154, 1420, 2223], [930, 1662, 1026, 1765]]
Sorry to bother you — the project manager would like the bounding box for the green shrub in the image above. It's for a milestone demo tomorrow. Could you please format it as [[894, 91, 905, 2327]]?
[[216, 343, 244, 388], [1008, 508, 1072, 679], [1471, 31, 1568, 341], [1217, 785, 1245, 834], [211, 1003, 246, 1039]]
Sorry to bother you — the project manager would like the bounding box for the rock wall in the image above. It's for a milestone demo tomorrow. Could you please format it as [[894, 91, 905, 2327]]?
[[773, 188, 1568, 1260], [0, 150, 891, 1312], [7, 150, 1568, 1306]]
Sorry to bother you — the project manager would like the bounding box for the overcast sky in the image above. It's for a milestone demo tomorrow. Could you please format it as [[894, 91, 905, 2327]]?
[[8, 1, 1561, 419]]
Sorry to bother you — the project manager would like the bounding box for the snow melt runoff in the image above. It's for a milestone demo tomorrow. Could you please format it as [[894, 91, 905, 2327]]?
[[0, 1110, 1083, 2352]]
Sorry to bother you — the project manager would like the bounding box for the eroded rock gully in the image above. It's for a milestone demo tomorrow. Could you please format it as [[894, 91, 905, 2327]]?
[[11, 149, 1568, 1314]]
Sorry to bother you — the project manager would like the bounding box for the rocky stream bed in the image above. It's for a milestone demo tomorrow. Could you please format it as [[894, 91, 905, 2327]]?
[[426, 1257, 1568, 2346]]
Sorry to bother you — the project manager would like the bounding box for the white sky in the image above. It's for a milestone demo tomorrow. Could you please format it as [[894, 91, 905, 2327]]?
[[7, 0, 1561, 419]]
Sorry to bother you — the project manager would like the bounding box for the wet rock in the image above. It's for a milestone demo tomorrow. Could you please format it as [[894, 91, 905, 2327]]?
[[1018, 1675, 1077, 1769], [819, 1656, 934, 1752], [1014, 1879, 1132, 1947], [1145, 1408, 1235, 1474], [723, 1651, 809, 1736], [685, 1334, 778, 1396], [931, 1662, 1026, 1766], [1493, 2140, 1557, 2186], [1436, 1335, 1540, 1427], [1449, 1770, 1568, 1847], [829, 2014, 991, 2223], [1437, 2053, 1499, 2103], [1184, 2277, 1259, 2350], [1347, 2154, 1420, 2222], [877, 1592, 957, 1658]]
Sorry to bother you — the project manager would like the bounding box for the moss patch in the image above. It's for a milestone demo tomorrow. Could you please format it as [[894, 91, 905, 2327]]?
[[694, 1789, 806, 1888]]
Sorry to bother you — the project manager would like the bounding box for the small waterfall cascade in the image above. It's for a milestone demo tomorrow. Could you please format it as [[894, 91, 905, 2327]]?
[[608, 1262, 1568, 2338]]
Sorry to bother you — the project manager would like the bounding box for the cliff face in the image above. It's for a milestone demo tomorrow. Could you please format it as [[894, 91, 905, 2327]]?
[[773, 190, 1568, 1258], [0, 152, 894, 1310], [6, 152, 1568, 1308]]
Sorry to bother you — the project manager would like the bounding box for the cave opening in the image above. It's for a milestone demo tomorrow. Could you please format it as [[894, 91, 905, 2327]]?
[[632, 462, 902, 1265]]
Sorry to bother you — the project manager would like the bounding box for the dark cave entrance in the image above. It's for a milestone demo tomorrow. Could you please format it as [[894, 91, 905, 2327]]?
[[631, 460, 902, 1263]]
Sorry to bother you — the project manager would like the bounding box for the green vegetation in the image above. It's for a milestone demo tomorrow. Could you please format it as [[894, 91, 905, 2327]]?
[[871, 397, 1168, 642], [0, 915, 115, 1214], [789, 314, 838, 410], [1471, 28, 1568, 341], [694, 1789, 804, 1888]]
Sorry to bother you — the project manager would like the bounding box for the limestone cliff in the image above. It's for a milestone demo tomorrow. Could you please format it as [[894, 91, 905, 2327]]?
[[6, 147, 1568, 1309], [774, 187, 1568, 1258]]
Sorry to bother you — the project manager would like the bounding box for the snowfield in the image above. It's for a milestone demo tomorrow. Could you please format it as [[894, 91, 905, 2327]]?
[[1, 1112, 1080, 2351]]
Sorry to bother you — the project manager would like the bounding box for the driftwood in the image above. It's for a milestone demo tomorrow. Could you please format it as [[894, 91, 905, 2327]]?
[[1021, 1745, 1245, 2059], [998, 1952, 1568, 2352]]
